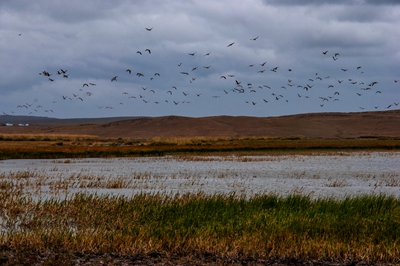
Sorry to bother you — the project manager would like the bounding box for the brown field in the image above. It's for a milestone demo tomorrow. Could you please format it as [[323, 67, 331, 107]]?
[[1, 110, 400, 139]]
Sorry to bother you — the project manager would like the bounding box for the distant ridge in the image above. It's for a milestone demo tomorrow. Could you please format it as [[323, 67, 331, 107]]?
[[0, 115, 146, 126], [1, 110, 399, 139]]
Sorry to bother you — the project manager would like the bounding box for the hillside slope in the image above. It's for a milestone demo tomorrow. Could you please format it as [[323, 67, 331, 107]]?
[[0, 110, 399, 139]]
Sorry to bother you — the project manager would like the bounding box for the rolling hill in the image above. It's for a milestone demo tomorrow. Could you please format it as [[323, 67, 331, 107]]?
[[1, 110, 399, 139]]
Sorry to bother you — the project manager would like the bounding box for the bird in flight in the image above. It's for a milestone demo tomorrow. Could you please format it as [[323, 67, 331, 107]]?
[[126, 69, 131, 74], [323, 50, 328, 55], [146, 28, 153, 31], [111, 76, 118, 81], [145, 49, 151, 54], [227, 42, 235, 47], [251, 36, 258, 41]]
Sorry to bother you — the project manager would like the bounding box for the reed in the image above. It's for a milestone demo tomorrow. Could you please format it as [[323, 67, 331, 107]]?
[[0, 190, 398, 262], [1, 137, 400, 160]]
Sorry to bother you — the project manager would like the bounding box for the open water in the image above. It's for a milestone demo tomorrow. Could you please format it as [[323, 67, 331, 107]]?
[[0, 151, 399, 199]]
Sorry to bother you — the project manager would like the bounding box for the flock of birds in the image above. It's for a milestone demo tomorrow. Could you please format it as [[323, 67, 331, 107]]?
[[2, 27, 400, 117]]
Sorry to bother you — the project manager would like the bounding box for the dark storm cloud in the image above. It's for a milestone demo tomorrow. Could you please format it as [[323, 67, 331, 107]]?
[[262, 0, 351, 5], [0, 0, 399, 118], [0, 0, 132, 23], [263, 0, 400, 5], [364, 0, 400, 5]]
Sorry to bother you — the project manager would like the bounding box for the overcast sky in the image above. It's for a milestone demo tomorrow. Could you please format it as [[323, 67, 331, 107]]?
[[1, 0, 399, 118]]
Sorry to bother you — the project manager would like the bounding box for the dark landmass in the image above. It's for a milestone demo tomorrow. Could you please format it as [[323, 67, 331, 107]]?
[[0, 115, 144, 126]]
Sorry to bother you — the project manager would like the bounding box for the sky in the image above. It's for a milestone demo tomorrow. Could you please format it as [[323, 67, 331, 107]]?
[[1, 0, 399, 119]]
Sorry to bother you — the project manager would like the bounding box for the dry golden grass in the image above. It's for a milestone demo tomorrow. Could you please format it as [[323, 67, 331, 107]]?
[[1, 135, 400, 160], [0, 188, 398, 262]]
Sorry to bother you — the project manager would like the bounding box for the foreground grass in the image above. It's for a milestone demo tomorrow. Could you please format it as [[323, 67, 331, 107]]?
[[1, 134, 400, 159], [0, 191, 399, 262]]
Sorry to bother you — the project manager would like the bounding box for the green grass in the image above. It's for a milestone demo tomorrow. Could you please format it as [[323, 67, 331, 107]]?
[[0, 191, 399, 262]]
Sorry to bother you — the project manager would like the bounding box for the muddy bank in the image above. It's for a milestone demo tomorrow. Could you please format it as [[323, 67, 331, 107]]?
[[0, 250, 395, 265]]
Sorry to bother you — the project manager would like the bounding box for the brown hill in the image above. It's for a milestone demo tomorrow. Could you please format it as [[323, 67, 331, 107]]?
[[1, 110, 399, 139]]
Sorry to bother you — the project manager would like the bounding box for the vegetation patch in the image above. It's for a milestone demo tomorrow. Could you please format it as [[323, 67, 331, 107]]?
[[0, 191, 398, 263], [0, 135, 400, 159]]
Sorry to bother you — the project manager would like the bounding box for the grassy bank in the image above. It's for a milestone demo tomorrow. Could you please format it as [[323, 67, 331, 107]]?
[[1, 135, 400, 159], [0, 190, 399, 262]]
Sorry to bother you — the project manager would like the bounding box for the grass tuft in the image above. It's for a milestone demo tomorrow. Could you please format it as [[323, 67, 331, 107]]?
[[0, 191, 398, 262]]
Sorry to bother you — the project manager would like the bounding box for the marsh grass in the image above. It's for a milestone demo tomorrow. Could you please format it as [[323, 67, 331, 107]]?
[[0, 191, 398, 262], [1, 135, 400, 160]]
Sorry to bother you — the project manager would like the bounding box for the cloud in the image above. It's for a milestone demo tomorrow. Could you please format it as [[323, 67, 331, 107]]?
[[262, 0, 400, 5], [0, 0, 398, 118]]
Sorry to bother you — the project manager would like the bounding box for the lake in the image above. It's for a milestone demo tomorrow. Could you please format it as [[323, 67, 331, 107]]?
[[0, 151, 399, 199]]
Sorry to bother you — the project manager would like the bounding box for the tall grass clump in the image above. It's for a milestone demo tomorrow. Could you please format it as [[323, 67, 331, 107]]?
[[0, 192, 399, 262]]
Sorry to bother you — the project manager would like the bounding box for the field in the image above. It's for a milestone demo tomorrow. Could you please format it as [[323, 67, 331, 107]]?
[[0, 111, 399, 265]]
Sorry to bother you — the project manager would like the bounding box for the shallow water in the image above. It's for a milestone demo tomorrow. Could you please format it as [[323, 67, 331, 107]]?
[[1, 151, 399, 199]]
